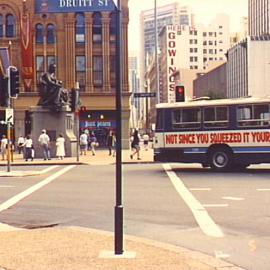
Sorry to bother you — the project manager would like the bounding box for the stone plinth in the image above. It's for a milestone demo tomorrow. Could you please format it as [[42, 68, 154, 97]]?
[[30, 106, 77, 158]]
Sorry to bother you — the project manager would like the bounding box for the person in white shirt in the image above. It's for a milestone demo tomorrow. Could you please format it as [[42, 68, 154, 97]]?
[[22, 134, 33, 161], [79, 131, 88, 155], [38, 129, 51, 160], [0, 135, 8, 160], [56, 133, 65, 159], [17, 135, 25, 154]]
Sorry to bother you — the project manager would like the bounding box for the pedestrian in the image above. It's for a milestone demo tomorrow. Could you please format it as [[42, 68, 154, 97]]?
[[112, 132, 117, 157], [79, 131, 88, 155], [23, 134, 33, 161], [17, 135, 25, 154], [56, 133, 65, 160], [130, 129, 141, 160], [89, 132, 98, 156], [0, 135, 8, 160], [38, 129, 51, 160], [142, 133, 150, 151], [106, 130, 113, 156]]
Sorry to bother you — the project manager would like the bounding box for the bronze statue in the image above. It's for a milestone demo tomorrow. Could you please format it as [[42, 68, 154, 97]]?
[[38, 64, 69, 112]]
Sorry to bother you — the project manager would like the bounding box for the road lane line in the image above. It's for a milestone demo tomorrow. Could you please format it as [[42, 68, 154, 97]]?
[[163, 164, 224, 238], [0, 165, 75, 213], [222, 196, 244, 201], [257, 189, 270, 191], [203, 204, 228, 207], [189, 188, 211, 191], [41, 165, 59, 173], [214, 250, 230, 259]]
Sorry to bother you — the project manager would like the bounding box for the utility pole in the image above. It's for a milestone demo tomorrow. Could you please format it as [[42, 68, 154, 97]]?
[[154, 0, 160, 104]]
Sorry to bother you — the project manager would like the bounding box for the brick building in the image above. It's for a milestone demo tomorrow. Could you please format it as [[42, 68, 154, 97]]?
[[0, 0, 130, 147]]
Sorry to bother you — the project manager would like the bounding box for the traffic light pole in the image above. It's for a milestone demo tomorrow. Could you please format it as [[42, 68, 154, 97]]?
[[6, 67, 11, 172]]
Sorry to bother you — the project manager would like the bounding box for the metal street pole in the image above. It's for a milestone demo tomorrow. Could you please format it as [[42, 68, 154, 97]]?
[[154, 0, 160, 104], [115, 0, 123, 255], [6, 67, 11, 172], [75, 82, 80, 162]]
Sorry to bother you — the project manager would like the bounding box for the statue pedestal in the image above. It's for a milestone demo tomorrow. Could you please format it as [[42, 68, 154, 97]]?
[[30, 106, 77, 158]]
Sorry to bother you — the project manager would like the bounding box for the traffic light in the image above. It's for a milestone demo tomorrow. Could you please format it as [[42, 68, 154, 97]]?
[[70, 88, 80, 112], [175, 85, 185, 102], [9, 67, 20, 98], [0, 75, 8, 107]]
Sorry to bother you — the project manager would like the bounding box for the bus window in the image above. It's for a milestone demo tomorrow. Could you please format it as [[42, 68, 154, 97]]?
[[238, 104, 270, 127], [172, 108, 201, 129], [204, 106, 228, 128], [156, 109, 164, 130]]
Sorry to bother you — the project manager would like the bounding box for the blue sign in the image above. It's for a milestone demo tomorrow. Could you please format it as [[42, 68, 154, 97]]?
[[35, 0, 117, 13]]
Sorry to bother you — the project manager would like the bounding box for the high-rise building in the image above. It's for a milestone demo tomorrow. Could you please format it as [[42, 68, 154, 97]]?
[[139, 2, 194, 88], [248, 0, 270, 36]]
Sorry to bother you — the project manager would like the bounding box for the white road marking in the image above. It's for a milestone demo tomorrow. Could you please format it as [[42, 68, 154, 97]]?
[[41, 165, 59, 173], [203, 204, 229, 208], [257, 189, 270, 191], [0, 185, 15, 188], [189, 188, 211, 191], [222, 196, 245, 201], [214, 250, 230, 259], [0, 165, 75, 213], [163, 164, 224, 238]]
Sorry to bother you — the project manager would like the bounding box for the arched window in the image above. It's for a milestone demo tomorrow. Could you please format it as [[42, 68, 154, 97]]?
[[6, 14, 15, 37], [75, 13, 85, 43], [36, 24, 44, 44], [92, 12, 102, 43], [0, 15, 3, 38], [47, 24, 56, 44], [110, 12, 117, 43]]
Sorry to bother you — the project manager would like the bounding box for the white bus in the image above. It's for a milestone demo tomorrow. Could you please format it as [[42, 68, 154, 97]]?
[[154, 97, 270, 171]]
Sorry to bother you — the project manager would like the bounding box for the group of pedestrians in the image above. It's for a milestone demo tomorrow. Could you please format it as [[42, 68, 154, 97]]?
[[79, 130, 99, 156], [130, 130, 150, 160], [15, 129, 65, 161]]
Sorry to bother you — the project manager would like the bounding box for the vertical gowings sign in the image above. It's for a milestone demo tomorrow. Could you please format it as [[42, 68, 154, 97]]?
[[21, 1, 33, 91]]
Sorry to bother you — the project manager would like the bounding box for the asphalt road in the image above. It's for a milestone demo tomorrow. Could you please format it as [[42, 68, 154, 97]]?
[[0, 163, 269, 269]]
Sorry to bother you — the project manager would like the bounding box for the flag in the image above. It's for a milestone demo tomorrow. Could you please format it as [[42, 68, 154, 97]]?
[[20, 3, 34, 91], [0, 47, 10, 76]]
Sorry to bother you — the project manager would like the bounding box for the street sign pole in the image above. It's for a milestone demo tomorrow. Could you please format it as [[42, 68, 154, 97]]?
[[6, 67, 11, 172], [115, 0, 123, 255]]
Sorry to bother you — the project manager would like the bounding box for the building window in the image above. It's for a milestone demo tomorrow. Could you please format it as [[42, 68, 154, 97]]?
[[47, 56, 56, 68], [93, 56, 103, 85], [76, 56, 86, 91], [75, 13, 85, 43], [0, 15, 3, 37], [93, 12, 102, 43], [36, 24, 44, 44], [36, 56, 44, 84], [110, 12, 117, 43], [47, 24, 56, 44], [6, 14, 15, 37], [110, 55, 116, 86]]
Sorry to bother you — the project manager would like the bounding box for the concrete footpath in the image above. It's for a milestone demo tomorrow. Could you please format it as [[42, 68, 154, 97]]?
[[0, 149, 246, 270]]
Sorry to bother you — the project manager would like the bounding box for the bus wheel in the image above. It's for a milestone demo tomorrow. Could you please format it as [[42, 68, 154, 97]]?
[[209, 148, 232, 171]]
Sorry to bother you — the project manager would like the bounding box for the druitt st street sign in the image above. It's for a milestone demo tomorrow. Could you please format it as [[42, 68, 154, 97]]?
[[134, 92, 156, 98], [35, 0, 118, 13]]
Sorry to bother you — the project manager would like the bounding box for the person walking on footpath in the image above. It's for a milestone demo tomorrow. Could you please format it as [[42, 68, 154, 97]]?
[[89, 132, 98, 156], [56, 133, 65, 160], [38, 129, 51, 160], [79, 131, 88, 155], [142, 133, 150, 151], [106, 130, 113, 156], [112, 132, 117, 157], [17, 135, 25, 154], [130, 129, 141, 160], [0, 135, 8, 160], [23, 135, 33, 161]]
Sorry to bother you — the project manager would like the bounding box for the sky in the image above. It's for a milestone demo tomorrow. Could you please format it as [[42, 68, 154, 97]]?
[[128, 0, 248, 52]]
